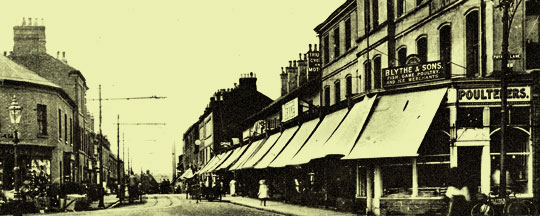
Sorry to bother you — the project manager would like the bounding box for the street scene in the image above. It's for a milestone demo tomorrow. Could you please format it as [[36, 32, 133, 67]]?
[[0, 0, 539, 215]]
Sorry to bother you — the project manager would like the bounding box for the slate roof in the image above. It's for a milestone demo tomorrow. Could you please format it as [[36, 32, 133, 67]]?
[[0, 55, 60, 88]]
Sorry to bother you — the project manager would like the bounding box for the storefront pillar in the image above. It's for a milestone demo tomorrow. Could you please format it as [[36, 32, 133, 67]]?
[[412, 158, 418, 197], [366, 166, 373, 213], [373, 165, 382, 215], [481, 144, 491, 194], [449, 105, 458, 168]]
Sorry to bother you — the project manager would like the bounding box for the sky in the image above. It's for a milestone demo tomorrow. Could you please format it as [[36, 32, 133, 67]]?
[[0, 0, 346, 179]]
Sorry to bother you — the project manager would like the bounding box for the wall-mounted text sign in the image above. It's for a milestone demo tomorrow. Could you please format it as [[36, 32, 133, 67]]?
[[382, 61, 447, 88], [458, 87, 531, 103]]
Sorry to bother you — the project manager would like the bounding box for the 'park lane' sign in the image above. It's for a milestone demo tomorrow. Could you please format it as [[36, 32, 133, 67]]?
[[382, 61, 447, 88]]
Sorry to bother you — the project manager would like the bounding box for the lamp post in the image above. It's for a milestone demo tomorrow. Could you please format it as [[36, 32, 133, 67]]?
[[8, 96, 22, 201]]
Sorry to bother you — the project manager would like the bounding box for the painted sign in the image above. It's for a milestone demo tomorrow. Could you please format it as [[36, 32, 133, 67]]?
[[382, 61, 447, 88], [282, 98, 299, 122], [458, 87, 531, 103]]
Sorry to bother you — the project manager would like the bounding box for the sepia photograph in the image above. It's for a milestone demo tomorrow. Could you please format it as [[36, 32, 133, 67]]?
[[0, 0, 538, 215]]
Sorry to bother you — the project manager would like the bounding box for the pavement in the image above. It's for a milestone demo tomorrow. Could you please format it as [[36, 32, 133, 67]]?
[[218, 194, 359, 216]]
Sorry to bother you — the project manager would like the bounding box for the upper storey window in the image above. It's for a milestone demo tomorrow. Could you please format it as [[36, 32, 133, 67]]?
[[439, 25, 452, 74], [417, 36, 428, 63], [466, 10, 479, 78], [323, 35, 330, 64], [345, 18, 352, 51], [397, 47, 407, 66], [334, 27, 341, 58]]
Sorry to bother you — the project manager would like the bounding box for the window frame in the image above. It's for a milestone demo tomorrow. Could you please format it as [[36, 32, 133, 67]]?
[[416, 35, 428, 63], [333, 27, 341, 58], [439, 24, 452, 75], [324, 85, 331, 107], [346, 74, 353, 98], [364, 60, 372, 91], [334, 79, 341, 104], [37, 104, 48, 136], [373, 55, 382, 89]]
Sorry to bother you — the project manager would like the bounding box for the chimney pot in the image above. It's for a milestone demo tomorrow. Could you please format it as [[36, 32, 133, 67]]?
[[281, 67, 284, 73], [34, 17, 38, 26], [57, 51, 60, 58], [22, 17, 26, 26], [250, 72, 253, 77], [309, 44, 312, 51], [314, 44, 318, 51], [299, 53, 302, 60], [41, 18, 44, 26], [293, 60, 297, 67], [29, 18, 32, 26], [62, 51, 65, 58], [289, 61, 292, 67]]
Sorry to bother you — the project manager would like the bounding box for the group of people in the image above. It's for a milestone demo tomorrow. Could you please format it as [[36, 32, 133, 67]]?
[[159, 179, 172, 194]]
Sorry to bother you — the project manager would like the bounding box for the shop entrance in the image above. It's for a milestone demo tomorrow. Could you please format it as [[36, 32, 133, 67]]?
[[457, 146, 482, 194]]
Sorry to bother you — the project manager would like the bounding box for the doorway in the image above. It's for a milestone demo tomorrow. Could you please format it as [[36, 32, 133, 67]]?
[[457, 146, 482, 195]]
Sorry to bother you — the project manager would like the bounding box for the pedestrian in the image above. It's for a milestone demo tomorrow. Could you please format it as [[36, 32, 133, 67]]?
[[445, 167, 471, 216], [257, 179, 269, 207], [229, 179, 237, 196]]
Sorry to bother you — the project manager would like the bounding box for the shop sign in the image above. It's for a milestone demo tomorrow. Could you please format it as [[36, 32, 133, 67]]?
[[282, 98, 299, 122], [308, 52, 321, 73], [458, 87, 530, 103], [382, 61, 447, 88]]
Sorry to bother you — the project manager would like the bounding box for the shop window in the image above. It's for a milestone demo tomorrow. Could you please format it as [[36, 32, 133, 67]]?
[[37, 104, 47, 136], [466, 10, 479, 78], [357, 166, 368, 197], [323, 35, 330, 64], [417, 36, 428, 63], [334, 27, 340, 58], [382, 162, 412, 197], [457, 107, 483, 128], [364, 60, 372, 91], [489, 127, 530, 194], [345, 18, 352, 51], [346, 75, 353, 98], [510, 106, 530, 126], [440, 25, 452, 74], [397, 47, 407, 66], [324, 85, 331, 107], [334, 80, 341, 104], [373, 55, 381, 89]]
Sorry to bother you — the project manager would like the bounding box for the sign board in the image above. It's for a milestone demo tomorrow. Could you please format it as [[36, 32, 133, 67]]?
[[282, 98, 299, 122], [458, 87, 531, 103], [493, 54, 521, 60], [308, 51, 321, 74], [382, 61, 447, 88]]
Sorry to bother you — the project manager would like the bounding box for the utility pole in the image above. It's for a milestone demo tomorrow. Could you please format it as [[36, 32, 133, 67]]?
[[498, 0, 521, 198], [91, 87, 165, 206], [117, 115, 122, 203], [98, 85, 104, 208]]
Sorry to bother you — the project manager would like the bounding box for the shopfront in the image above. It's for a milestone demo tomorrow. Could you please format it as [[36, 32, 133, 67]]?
[[0, 145, 52, 190]]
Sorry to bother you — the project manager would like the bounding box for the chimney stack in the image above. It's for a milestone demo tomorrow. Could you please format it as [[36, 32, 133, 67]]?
[[280, 67, 288, 96], [13, 17, 46, 56], [238, 72, 257, 91], [61, 51, 67, 63]]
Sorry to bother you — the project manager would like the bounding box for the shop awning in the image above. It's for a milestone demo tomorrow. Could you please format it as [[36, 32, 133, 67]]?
[[201, 151, 233, 174], [215, 145, 248, 171], [239, 132, 281, 169], [254, 126, 299, 169], [288, 108, 349, 165], [195, 153, 222, 175], [180, 168, 194, 180], [317, 95, 376, 158], [229, 138, 266, 171], [268, 118, 320, 168], [343, 88, 447, 160]]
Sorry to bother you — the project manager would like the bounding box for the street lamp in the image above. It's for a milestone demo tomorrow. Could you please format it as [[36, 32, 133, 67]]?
[[8, 95, 22, 201]]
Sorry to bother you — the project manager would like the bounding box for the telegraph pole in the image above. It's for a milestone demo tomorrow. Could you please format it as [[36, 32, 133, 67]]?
[[117, 115, 122, 203], [98, 85, 104, 208]]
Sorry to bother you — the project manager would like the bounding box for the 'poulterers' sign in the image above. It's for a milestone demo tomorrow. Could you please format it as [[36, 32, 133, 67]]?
[[382, 61, 447, 88]]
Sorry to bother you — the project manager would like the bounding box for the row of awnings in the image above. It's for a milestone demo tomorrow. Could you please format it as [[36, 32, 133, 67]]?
[[194, 88, 447, 175]]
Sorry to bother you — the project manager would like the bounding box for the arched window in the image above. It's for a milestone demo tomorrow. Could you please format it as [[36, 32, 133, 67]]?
[[439, 25, 452, 74], [346, 75, 353, 97], [364, 60, 372, 91], [324, 85, 331, 107], [334, 80, 341, 104], [466, 10, 479, 77], [397, 46, 407, 66], [373, 55, 382, 89], [417, 35, 428, 63]]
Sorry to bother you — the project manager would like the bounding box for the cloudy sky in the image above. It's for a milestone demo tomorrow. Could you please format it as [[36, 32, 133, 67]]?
[[0, 0, 345, 179]]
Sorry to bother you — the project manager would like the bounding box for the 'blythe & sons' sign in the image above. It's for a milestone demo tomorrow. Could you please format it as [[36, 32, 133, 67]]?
[[382, 60, 447, 88]]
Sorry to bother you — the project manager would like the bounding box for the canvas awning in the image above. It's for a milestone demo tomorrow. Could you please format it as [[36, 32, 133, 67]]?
[[254, 126, 299, 169], [195, 153, 221, 175], [268, 118, 320, 168], [201, 151, 233, 174], [343, 88, 447, 159], [239, 132, 281, 169], [180, 168, 194, 180], [215, 145, 248, 171], [288, 108, 349, 165], [229, 138, 266, 171], [316, 95, 376, 158]]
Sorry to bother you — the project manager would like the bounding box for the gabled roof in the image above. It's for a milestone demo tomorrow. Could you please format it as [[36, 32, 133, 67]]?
[[0, 55, 60, 88]]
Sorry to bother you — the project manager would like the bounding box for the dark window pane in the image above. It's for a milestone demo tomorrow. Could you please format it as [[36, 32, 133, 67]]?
[[466, 11, 479, 77], [345, 19, 351, 50], [458, 108, 483, 128], [346, 76, 353, 97], [417, 37, 427, 62], [335, 80, 341, 103], [364, 61, 372, 91], [334, 27, 340, 57], [440, 26, 452, 74], [373, 56, 381, 89], [398, 47, 407, 66]]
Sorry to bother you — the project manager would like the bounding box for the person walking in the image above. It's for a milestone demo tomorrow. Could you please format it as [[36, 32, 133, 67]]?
[[229, 179, 237, 196], [257, 179, 269, 207], [445, 167, 471, 216]]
